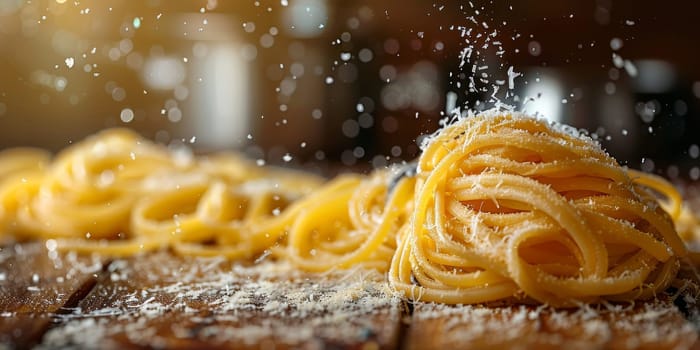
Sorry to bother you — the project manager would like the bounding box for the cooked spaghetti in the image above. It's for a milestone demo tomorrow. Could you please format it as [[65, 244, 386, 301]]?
[[279, 170, 414, 272], [0, 129, 324, 257], [0, 112, 695, 306], [388, 112, 687, 306]]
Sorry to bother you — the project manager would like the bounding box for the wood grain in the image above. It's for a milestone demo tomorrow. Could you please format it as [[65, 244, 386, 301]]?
[[407, 300, 699, 350], [0, 243, 105, 348], [1, 245, 699, 349], [39, 252, 403, 349]]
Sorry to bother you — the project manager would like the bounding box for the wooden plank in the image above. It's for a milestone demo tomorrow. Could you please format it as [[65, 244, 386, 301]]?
[[4, 243, 699, 350], [408, 296, 699, 350], [0, 243, 105, 348], [39, 252, 403, 349], [409, 303, 699, 350]]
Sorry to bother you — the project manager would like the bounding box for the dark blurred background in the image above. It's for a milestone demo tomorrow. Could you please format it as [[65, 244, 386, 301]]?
[[0, 0, 698, 179]]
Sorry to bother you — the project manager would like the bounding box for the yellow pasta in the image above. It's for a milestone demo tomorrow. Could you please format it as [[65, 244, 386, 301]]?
[[0, 128, 324, 258], [12, 129, 177, 240], [388, 112, 688, 306], [280, 171, 414, 272], [0, 112, 696, 307]]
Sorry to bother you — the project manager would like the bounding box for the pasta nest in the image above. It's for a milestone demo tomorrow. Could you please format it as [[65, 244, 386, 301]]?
[[388, 112, 686, 306]]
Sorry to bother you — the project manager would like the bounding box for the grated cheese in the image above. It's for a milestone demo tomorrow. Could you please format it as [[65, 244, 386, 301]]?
[[39, 253, 401, 348]]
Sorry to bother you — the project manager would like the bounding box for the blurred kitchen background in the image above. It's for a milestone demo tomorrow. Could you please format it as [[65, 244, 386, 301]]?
[[0, 0, 699, 180]]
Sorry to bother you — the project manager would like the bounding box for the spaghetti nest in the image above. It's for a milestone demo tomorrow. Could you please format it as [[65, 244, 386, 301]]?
[[0, 129, 325, 258], [388, 112, 687, 306]]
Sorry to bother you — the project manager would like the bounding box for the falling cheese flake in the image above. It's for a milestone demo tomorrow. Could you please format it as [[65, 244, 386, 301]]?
[[612, 53, 624, 68], [65, 57, 74, 69], [507, 66, 521, 90], [623, 60, 638, 77], [610, 38, 623, 51]]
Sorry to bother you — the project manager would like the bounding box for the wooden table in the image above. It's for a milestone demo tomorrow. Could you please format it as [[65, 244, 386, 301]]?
[[1, 242, 698, 350]]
